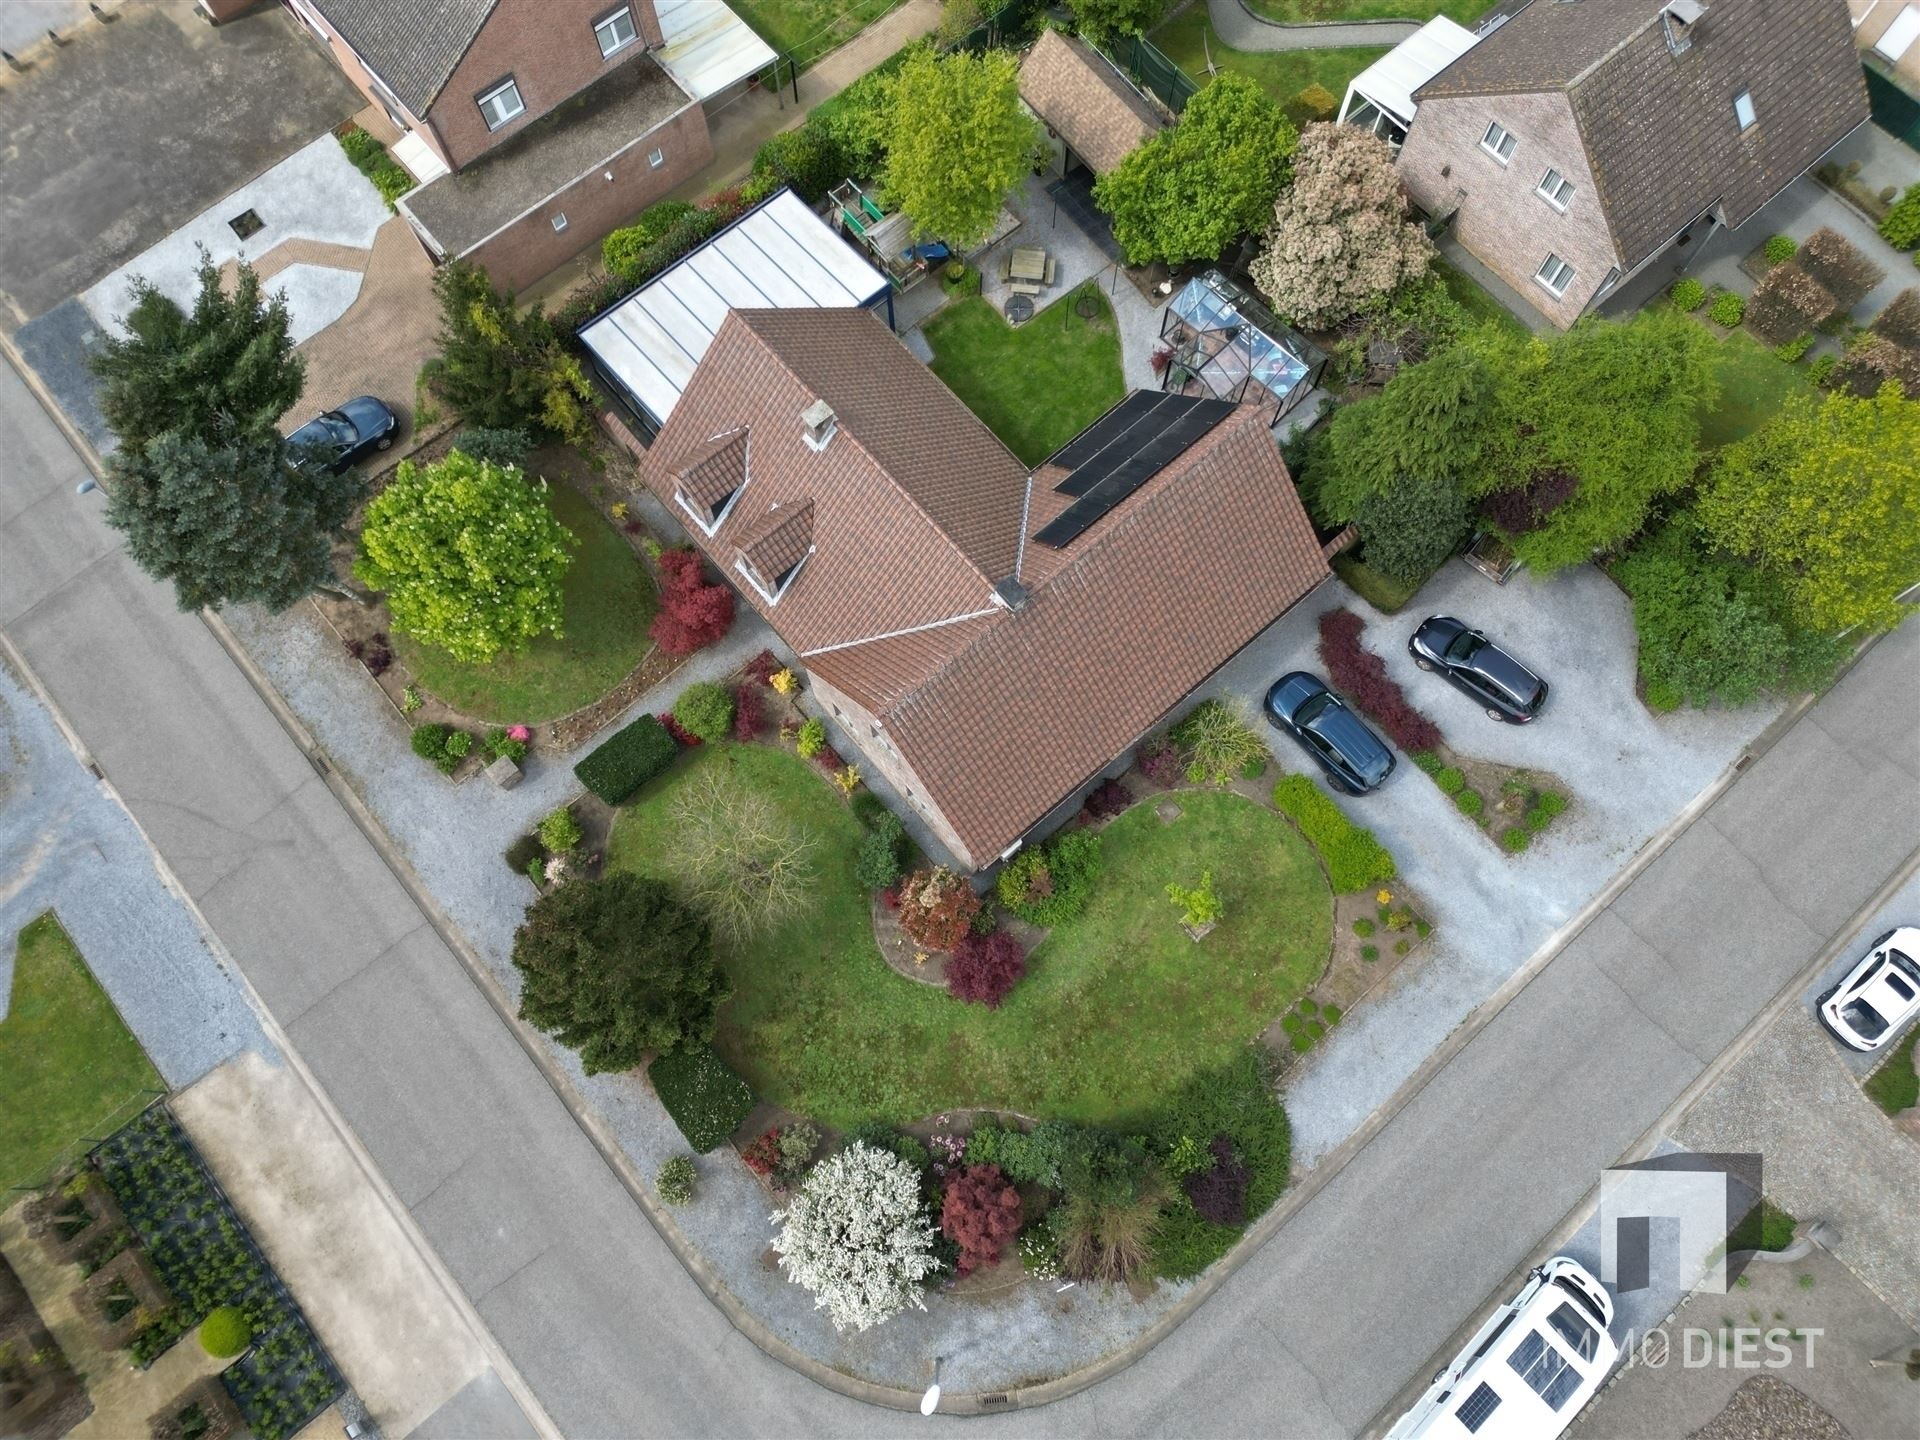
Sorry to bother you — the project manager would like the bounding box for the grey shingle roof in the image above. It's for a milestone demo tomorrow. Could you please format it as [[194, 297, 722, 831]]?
[[1418, 0, 1868, 267], [307, 0, 498, 116]]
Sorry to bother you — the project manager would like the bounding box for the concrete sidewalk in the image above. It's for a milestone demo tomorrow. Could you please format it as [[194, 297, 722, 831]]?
[[1207, 0, 1419, 50]]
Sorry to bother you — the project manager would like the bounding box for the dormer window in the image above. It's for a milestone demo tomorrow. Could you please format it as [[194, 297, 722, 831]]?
[[1480, 120, 1517, 165], [675, 483, 740, 536], [1536, 168, 1575, 210], [671, 428, 750, 536], [1733, 89, 1756, 130], [738, 549, 811, 605]]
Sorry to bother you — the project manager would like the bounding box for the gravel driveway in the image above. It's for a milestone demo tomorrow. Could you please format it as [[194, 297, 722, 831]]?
[[1202, 559, 1783, 1161]]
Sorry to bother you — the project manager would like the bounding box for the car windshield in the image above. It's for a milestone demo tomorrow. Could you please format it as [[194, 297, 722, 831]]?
[[1445, 631, 1487, 664], [1293, 692, 1332, 727], [1545, 1302, 1600, 1362], [1841, 998, 1888, 1039], [1890, 949, 1920, 985]]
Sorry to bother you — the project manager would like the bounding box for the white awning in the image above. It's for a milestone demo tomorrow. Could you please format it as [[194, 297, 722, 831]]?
[[654, 0, 778, 101], [1342, 17, 1480, 129], [579, 188, 889, 428]]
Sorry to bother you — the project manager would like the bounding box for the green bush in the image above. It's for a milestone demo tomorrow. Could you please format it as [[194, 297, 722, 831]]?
[[486, 728, 529, 764], [1772, 333, 1814, 362], [453, 426, 535, 471], [444, 730, 472, 761], [603, 201, 701, 281], [964, 1119, 1082, 1188], [1879, 184, 1920, 250], [672, 682, 735, 743], [656, 1155, 697, 1205], [410, 723, 451, 761], [794, 716, 827, 759], [199, 1305, 251, 1358], [1708, 290, 1747, 327], [1409, 750, 1443, 778], [1361, 943, 1378, 961], [1500, 826, 1532, 853], [1145, 1051, 1290, 1279], [854, 811, 910, 890], [538, 806, 582, 854], [1270, 774, 1396, 892], [1806, 353, 1839, 386], [1170, 699, 1269, 785], [846, 1121, 932, 1172], [1526, 792, 1568, 831], [1435, 767, 1466, 796], [1670, 277, 1707, 312], [1453, 789, 1484, 818], [1763, 234, 1798, 265], [649, 1041, 753, 1152], [1352, 918, 1374, 937], [996, 829, 1103, 926], [575, 715, 678, 803]]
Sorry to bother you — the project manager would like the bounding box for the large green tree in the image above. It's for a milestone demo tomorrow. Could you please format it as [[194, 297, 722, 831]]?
[[102, 428, 361, 611], [1094, 73, 1296, 266], [1463, 309, 1717, 572], [512, 874, 728, 1075], [883, 46, 1040, 247], [424, 261, 594, 443], [1695, 383, 1920, 634], [355, 450, 576, 664], [89, 251, 305, 451], [1068, 0, 1170, 42]]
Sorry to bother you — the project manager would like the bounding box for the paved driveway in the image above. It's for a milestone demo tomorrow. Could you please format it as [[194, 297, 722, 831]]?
[[1204, 559, 1782, 1159]]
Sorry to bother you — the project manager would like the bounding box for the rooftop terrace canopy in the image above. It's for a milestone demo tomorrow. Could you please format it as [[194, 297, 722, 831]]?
[[1337, 16, 1480, 143], [654, 0, 777, 101], [578, 188, 889, 434]]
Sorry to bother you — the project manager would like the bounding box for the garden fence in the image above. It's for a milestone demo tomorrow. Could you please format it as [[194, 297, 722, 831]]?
[[1864, 64, 1920, 150], [940, 0, 1049, 53], [1097, 33, 1200, 116]]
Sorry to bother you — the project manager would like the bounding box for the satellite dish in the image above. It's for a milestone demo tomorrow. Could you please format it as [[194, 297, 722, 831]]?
[[919, 1383, 941, 1417]]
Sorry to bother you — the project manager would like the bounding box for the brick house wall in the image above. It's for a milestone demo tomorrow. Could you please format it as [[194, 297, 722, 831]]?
[[284, 0, 443, 161], [1398, 90, 1624, 328], [458, 101, 711, 291], [431, 0, 667, 171]]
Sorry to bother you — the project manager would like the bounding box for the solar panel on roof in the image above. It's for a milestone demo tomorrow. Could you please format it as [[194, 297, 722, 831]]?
[[1046, 390, 1169, 470], [1032, 396, 1235, 549], [1052, 395, 1202, 498]]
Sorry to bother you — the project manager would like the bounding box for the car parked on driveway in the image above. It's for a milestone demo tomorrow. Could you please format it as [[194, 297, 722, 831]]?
[[286, 395, 397, 473], [1263, 671, 1395, 794], [1409, 616, 1549, 724], [1817, 926, 1920, 1052], [1386, 1255, 1619, 1440]]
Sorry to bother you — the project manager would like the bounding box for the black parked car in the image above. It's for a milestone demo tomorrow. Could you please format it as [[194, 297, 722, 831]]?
[[1408, 616, 1549, 724], [286, 395, 398, 473], [1263, 672, 1395, 794]]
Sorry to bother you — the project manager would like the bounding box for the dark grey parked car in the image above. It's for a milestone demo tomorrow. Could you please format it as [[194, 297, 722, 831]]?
[[286, 395, 397, 473], [1263, 671, 1395, 794], [1409, 615, 1549, 724]]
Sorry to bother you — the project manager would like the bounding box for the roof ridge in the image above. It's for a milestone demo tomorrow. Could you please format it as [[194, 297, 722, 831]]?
[[1564, 9, 1665, 92]]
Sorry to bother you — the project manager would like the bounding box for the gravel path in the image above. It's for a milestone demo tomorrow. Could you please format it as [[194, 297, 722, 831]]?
[[1206, 0, 1420, 51], [0, 656, 270, 1085]]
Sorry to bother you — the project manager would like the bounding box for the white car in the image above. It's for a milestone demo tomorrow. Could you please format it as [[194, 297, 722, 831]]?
[[1817, 926, 1920, 1052], [1386, 1256, 1619, 1440]]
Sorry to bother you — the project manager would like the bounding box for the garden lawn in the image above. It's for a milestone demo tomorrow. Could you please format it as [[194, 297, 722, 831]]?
[[396, 482, 657, 724], [609, 745, 1331, 1128], [924, 283, 1125, 466], [0, 914, 162, 1189], [1245, 0, 1487, 22], [1434, 255, 1530, 338], [1699, 327, 1812, 450], [732, 0, 892, 61], [1863, 1042, 1918, 1116], [1149, 9, 1387, 122]]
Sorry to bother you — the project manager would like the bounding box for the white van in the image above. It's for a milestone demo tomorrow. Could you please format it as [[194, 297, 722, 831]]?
[[1385, 1256, 1620, 1439]]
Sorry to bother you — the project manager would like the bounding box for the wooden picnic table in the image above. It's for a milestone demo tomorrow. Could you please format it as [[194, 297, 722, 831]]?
[[1010, 246, 1047, 282]]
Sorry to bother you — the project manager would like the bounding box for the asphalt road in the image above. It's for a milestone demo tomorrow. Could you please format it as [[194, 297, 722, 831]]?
[[3, 348, 1915, 1437]]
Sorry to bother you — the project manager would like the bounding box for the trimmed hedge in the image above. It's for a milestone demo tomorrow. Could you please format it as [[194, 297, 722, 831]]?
[[1271, 774, 1396, 892], [574, 714, 678, 803], [649, 1041, 753, 1152]]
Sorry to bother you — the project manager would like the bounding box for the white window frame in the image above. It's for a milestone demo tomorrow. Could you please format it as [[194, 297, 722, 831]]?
[[477, 78, 525, 131], [648, 147, 666, 169], [1481, 120, 1517, 165], [1535, 168, 1574, 211], [736, 549, 811, 606], [1732, 89, 1756, 131], [1535, 253, 1576, 298], [550, 213, 569, 232], [594, 6, 638, 59]]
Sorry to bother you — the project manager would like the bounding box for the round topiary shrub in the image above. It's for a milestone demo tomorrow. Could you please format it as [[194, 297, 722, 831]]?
[[1708, 290, 1746, 327], [1501, 826, 1533, 854], [672, 682, 735, 744], [199, 1305, 252, 1358], [1670, 277, 1706, 312], [1763, 234, 1797, 265], [1454, 789, 1484, 818], [657, 1155, 696, 1205]]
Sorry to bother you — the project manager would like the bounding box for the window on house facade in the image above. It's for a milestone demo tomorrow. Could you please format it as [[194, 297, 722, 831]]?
[[595, 6, 638, 58], [551, 213, 569, 232], [1536, 168, 1575, 210], [1535, 253, 1576, 297], [1480, 120, 1517, 164], [477, 79, 524, 131], [1733, 90, 1756, 130], [648, 147, 666, 168]]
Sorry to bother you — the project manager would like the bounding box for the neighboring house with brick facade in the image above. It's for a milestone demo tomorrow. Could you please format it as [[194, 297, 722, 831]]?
[[281, 0, 769, 290], [1380, 0, 1868, 326], [616, 306, 1338, 871], [1018, 28, 1166, 180]]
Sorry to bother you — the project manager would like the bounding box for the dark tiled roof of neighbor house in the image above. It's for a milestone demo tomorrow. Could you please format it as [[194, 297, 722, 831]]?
[[640, 309, 1330, 864], [307, 0, 498, 117], [400, 57, 691, 258], [1017, 28, 1166, 175], [1416, 0, 1867, 267]]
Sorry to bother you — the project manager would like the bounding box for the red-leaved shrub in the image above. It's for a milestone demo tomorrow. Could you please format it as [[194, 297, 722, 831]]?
[[743, 648, 781, 686], [1184, 1135, 1249, 1226], [897, 868, 980, 951], [1478, 468, 1577, 536], [940, 1164, 1022, 1276], [650, 548, 735, 657], [732, 683, 765, 740], [1316, 608, 1443, 754], [945, 930, 1026, 1007], [1081, 778, 1132, 821], [814, 744, 844, 774], [657, 711, 702, 746], [741, 1128, 781, 1177], [1137, 738, 1183, 787]]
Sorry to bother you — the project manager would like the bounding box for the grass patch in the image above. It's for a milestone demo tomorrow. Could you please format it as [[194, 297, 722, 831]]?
[[924, 283, 1125, 465], [1434, 255, 1530, 338], [396, 483, 656, 724], [1150, 8, 1387, 121], [1333, 553, 1429, 613], [608, 745, 1330, 1127], [1863, 1043, 1919, 1116], [1727, 1198, 1798, 1255], [1244, 0, 1487, 23], [730, 0, 894, 58], [0, 914, 162, 1189], [1700, 327, 1812, 450]]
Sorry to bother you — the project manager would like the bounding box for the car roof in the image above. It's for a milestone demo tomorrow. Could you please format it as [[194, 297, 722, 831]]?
[[1307, 702, 1392, 772], [1469, 644, 1543, 705]]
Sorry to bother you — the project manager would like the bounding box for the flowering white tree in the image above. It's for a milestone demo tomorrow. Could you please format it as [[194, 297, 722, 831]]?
[[771, 1142, 938, 1332], [1250, 122, 1434, 330]]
